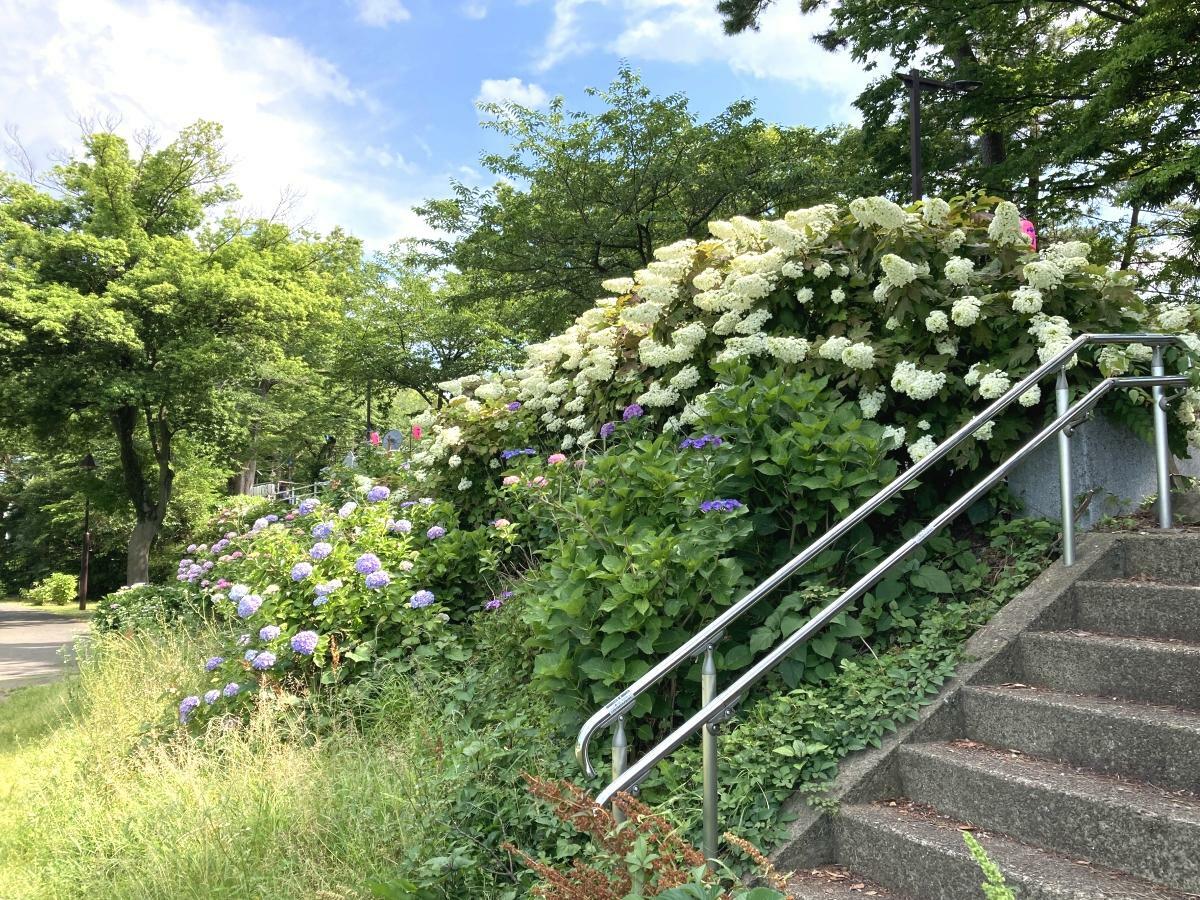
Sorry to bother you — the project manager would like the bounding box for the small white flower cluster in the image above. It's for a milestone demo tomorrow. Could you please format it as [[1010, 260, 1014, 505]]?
[[849, 196, 909, 232], [987, 201, 1029, 247], [1011, 286, 1043, 314], [1023, 260, 1063, 291], [951, 295, 982, 327], [964, 363, 1012, 400], [880, 254, 921, 290], [944, 256, 974, 287], [859, 387, 886, 419], [891, 361, 946, 400]]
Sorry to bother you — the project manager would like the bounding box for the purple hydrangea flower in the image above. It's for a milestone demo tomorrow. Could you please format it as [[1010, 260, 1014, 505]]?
[[312, 521, 334, 539], [291, 561, 314, 582], [354, 553, 382, 575], [623, 403, 644, 421], [204, 656, 225, 672], [298, 498, 319, 516], [309, 542, 333, 561], [244, 649, 259, 662], [224, 531, 237, 540], [187, 544, 197, 553], [699, 499, 745, 513], [222, 682, 241, 698], [600, 421, 616, 439], [313, 596, 329, 607], [679, 434, 725, 451], [203, 689, 220, 706], [251, 651, 276, 671], [314, 578, 343, 597], [229, 584, 249, 602], [252, 517, 270, 531], [365, 570, 391, 590], [179, 695, 200, 723], [388, 518, 412, 534], [367, 485, 391, 503], [265, 514, 279, 523], [291, 630, 319, 655], [259, 625, 281, 642], [484, 597, 504, 611], [409, 590, 435, 609], [237, 595, 263, 618], [500, 448, 537, 460], [338, 501, 358, 518], [506, 401, 521, 411], [236, 633, 251, 647], [426, 525, 446, 540]]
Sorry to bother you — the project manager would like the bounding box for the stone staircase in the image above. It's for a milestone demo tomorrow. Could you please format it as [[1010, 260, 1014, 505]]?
[[778, 532, 1200, 899]]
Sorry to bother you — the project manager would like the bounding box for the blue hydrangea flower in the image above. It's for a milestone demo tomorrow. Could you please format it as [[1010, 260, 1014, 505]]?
[[244, 649, 259, 662], [179, 695, 200, 723], [388, 518, 412, 534], [203, 689, 220, 706], [309, 542, 333, 560], [679, 434, 725, 450], [265, 514, 279, 523], [426, 525, 446, 540], [298, 498, 319, 516], [291, 630, 319, 655], [600, 421, 616, 439], [222, 682, 241, 698], [367, 485, 391, 503], [229, 584, 249, 602], [291, 561, 314, 582], [365, 570, 391, 590], [354, 553, 381, 575], [410, 590, 435, 609], [484, 597, 503, 611], [313, 596, 329, 607], [506, 401, 521, 411], [251, 651, 276, 671], [699, 499, 745, 513], [259, 625, 281, 641], [237, 595, 263, 618], [338, 501, 358, 518], [623, 403, 644, 421], [204, 656, 225, 671], [312, 521, 334, 539]]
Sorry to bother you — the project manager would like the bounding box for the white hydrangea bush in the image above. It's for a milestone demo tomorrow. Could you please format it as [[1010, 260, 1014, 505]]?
[[419, 193, 1200, 475]]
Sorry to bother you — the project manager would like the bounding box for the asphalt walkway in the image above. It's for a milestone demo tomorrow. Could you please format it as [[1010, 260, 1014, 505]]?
[[0, 602, 89, 689]]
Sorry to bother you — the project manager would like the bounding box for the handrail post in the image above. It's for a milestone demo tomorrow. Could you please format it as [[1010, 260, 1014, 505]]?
[[1152, 346, 1174, 529], [701, 644, 719, 867], [1056, 370, 1076, 566], [612, 716, 628, 825]]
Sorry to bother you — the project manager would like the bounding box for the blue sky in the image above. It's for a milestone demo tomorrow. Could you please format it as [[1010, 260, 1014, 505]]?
[[0, 0, 874, 249]]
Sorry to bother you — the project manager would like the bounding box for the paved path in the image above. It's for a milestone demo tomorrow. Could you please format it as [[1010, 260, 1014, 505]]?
[[0, 602, 89, 689]]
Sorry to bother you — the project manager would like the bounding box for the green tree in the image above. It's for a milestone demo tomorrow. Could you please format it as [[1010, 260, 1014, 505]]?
[[0, 123, 362, 582], [412, 67, 874, 337]]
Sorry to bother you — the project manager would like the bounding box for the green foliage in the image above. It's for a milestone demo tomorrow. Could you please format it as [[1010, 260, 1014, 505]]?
[[412, 67, 874, 337], [21, 572, 77, 606], [963, 831, 1017, 900], [93, 582, 204, 633]]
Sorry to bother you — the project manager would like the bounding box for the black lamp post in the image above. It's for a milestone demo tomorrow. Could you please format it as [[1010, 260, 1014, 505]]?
[[79, 452, 96, 610], [897, 68, 983, 202]]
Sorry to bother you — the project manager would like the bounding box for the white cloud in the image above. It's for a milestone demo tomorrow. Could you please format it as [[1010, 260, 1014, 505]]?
[[476, 77, 549, 109], [352, 0, 411, 27], [461, 1, 488, 19], [0, 0, 435, 250], [536, 0, 874, 121]]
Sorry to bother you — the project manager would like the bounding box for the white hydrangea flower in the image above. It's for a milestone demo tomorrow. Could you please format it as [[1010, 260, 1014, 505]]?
[[448, 454, 462, 468], [637, 383, 682, 407], [918, 419, 931, 430], [909, 434, 937, 462], [975, 421, 995, 441], [859, 387, 886, 419], [819, 337, 852, 360], [978, 370, 1012, 399], [567, 415, 588, 431], [841, 342, 876, 370], [836, 264, 850, 277], [885, 316, 901, 330], [891, 361, 946, 400], [765, 336, 811, 363], [693, 268, 724, 292], [944, 256, 974, 286], [1155, 304, 1194, 332], [796, 287, 814, 304], [1126, 343, 1154, 363], [621, 301, 667, 328], [781, 261, 804, 279], [830, 288, 846, 304], [669, 366, 701, 390], [713, 333, 770, 362], [987, 201, 1029, 247], [1011, 286, 1044, 314], [951, 295, 982, 327], [1023, 260, 1063, 291], [939, 229, 967, 254], [732, 273, 773, 300], [654, 238, 698, 262], [457, 477, 472, 491], [874, 284, 892, 304], [561, 434, 576, 449], [736, 308, 773, 334], [814, 261, 832, 279], [713, 310, 742, 335], [880, 254, 919, 289], [850, 196, 909, 232], [921, 197, 950, 226], [475, 381, 505, 401], [881, 425, 907, 447], [1019, 385, 1042, 407], [934, 336, 959, 357], [925, 310, 950, 333], [601, 277, 636, 294]]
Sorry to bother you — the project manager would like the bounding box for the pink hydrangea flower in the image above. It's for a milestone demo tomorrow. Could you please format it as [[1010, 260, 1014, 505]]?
[[547, 453, 567, 465], [493, 518, 511, 528], [502, 475, 520, 487], [530, 476, 548, 487]]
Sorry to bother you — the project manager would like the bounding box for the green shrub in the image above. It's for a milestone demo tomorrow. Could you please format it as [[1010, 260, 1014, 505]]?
[[93, 582, 205, 632], [21, 572, 77, 606]]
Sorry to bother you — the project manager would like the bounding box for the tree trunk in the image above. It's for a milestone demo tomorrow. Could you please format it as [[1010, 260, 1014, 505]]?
[[126, 520, 158, 585], [1120, 204, 1142, 270]]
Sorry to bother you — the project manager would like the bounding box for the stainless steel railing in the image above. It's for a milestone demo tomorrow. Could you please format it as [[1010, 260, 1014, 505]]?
[[576, 333, 1194, 863]]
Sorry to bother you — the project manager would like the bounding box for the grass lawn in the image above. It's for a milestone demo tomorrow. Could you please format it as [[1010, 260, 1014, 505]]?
[[3, 597, 95, 620]]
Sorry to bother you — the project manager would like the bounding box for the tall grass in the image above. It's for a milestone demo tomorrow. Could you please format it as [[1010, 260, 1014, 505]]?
[[0, 626, 523, 899]]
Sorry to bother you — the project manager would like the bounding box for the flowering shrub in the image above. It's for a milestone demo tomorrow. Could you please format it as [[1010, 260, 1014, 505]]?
[[94, 582, 204, 632], [416, 193, 1198, 483], [20, 572, 77, 606]]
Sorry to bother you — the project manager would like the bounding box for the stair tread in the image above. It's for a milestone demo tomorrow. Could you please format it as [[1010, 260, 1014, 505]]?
[[965, 683, 1200, 729], [901, 740, 1200, 821], [786, 865, 912, 899], [1078, 578, 1200, 593], [1027, 629, 1200, 653], [842, 800, 1200, 899]]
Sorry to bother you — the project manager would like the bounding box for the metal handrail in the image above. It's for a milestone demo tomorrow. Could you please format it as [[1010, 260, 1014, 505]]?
[[576, 333, 1193, 862]]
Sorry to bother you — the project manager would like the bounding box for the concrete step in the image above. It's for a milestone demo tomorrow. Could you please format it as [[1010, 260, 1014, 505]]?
[[836, 801, 1197, 900], [785, 865, 912, 899], [1073, 580, 1200, 642], [961, 684, 1200, 792], [1120, 537, 1200, 583], [897, 741, 1200, 893], [1018, 630, 1200, 710]]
